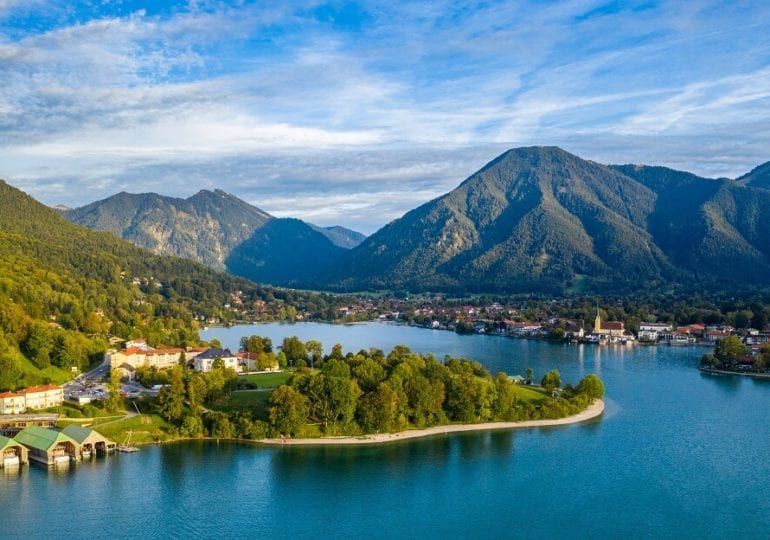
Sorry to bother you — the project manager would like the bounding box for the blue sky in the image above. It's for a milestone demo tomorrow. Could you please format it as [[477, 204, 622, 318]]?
[[1, 0, 769, 233]]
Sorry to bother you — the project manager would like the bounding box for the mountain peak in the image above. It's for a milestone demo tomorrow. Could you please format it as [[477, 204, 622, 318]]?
[[737, 160, 770, 189]]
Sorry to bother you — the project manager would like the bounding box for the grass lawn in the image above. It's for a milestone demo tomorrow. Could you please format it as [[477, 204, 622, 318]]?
[[515, 384, 552, 406], [214, 390, 272, 420], [93, 414, 176, 444], [17, 355, 72, 386], [238, 371, 291, 388]]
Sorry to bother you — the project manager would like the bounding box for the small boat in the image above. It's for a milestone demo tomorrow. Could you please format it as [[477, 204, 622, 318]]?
[[118, 431, 139, 453]]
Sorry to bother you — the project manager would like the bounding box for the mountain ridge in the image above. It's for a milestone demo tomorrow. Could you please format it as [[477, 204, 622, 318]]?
[[315, 146, 770, 293], [61, 190, 365, 285]]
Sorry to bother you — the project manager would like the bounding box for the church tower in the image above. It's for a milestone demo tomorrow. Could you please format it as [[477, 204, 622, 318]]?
[[594, 306, 602, 333]]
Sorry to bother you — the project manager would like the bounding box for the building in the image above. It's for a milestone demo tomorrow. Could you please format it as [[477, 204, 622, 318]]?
[[109, 346, 184, 380], [61, 425, 116, 458], [21, 385, 64, 410], [193, 348, 240, 373], [638, 322, 673, 341], [0, 385, 63, 414], [236, 352, 279, 372], [592, 309, 635, 343], [14, 426, 80, 465], [0, 391, 26, 414], [0, 414, 58, 437], [0, 435, 28, 468]]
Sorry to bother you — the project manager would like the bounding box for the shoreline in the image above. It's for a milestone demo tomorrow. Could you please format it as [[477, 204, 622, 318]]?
[[259, 399, 605, 446], [699, 367, 770, 379]]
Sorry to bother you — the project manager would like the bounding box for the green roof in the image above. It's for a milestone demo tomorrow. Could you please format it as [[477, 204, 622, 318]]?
[[14, 426, 77, 452], [61, 424, 94, 444], [0, 435, 22, 450]]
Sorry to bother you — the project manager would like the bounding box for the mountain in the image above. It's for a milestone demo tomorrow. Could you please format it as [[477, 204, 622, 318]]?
[[226, 219, 346, 284], [736, 161, 770, 190], [0, 180, 259, 389], [317, 147, 770, 293], [62, 190, 359, 285], [61, 189, 271, 270], [311, 225, 367, 249]]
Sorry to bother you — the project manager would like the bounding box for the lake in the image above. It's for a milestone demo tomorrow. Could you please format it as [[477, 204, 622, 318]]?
[[2, 322, 769, 539]]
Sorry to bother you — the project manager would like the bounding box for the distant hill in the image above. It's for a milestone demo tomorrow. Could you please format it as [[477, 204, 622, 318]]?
[[62, 190, 363, 286], [736, 161, 770, 190], [311, 225, 367, 249], [316, 147, 770, 293]]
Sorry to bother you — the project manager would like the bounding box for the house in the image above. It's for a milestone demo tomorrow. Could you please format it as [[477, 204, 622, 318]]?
[[61, 425, 116, 458], [14, 426, 81, 465], [638, 322, 673, 341], [193, 348, 240, 373], [0, 435, 28, 468]]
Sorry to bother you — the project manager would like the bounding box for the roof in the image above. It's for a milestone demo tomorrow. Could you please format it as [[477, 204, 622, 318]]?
[[0, 435, 23, 450], [122, 347, 183, 356], [61, 425, 111, 444], [0, 391, 23, 399], [604, 321, 624, 330], [195, 348, 235, 360], [14, 426, 77, 452], [20, 385, 61, 395]]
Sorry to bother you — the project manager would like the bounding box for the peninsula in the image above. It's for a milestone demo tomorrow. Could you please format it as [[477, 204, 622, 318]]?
[[260, 399, 605, 446]]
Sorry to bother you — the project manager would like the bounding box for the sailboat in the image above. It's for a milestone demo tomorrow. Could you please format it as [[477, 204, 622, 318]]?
[[118, 431, 139, 453]]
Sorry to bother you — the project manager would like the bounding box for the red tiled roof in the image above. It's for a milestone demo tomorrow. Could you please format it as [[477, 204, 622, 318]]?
[[0, 391, 23, 399], [20, 385, 61, 394], [604, 321, 624, 330]]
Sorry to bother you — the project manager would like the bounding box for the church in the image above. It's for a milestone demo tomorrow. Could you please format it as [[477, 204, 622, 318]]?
[[592, 309, 634, 343]]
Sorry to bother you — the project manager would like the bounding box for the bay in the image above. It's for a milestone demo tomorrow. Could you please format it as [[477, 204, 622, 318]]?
[[2, 322, 769, 539]]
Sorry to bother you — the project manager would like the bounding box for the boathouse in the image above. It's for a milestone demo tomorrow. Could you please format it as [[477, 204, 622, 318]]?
[[0, 435, 28, 468], [14, 426, 81, 465], [61, 425, 116, 458]]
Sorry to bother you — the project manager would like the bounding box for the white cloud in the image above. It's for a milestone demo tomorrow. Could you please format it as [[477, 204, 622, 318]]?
[[2, 1, 770, 232]]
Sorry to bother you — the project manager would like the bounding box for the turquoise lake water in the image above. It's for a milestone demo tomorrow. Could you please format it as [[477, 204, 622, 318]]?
[[2, 322, 769, 539]]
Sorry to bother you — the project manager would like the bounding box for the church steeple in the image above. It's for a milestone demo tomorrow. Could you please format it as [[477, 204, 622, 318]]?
[[594, 304, 602, 333]]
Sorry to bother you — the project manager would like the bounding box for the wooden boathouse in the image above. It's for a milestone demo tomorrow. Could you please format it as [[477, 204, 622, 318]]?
[[61, 425, 116, 458], [0, 435, 28, 468], [14, 426, 81, 465]]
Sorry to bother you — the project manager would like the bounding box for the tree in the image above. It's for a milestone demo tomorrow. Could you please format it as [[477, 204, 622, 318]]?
[[307, 374, 361, 428], [158, 367, 186, 423], [714, 336, 748, 368], [356, 383, 398, 433], [305, 339, 323, 368], [576, 374, 604, 401], [186, 373, 208, 413], [492, 372, 518, 421], [540, 370, 561, 393], [210, 415, 235, 439], [281, 336, 307, 366], [241, 335, 272, 354], [524, 367, 534, 385], [179, 414, 204, 437], [269, 385, 309, 436], [104, 368, 123, 413]]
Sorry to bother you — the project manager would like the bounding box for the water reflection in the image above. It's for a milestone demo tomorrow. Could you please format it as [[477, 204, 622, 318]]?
[[699, 372, 742, 395]]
